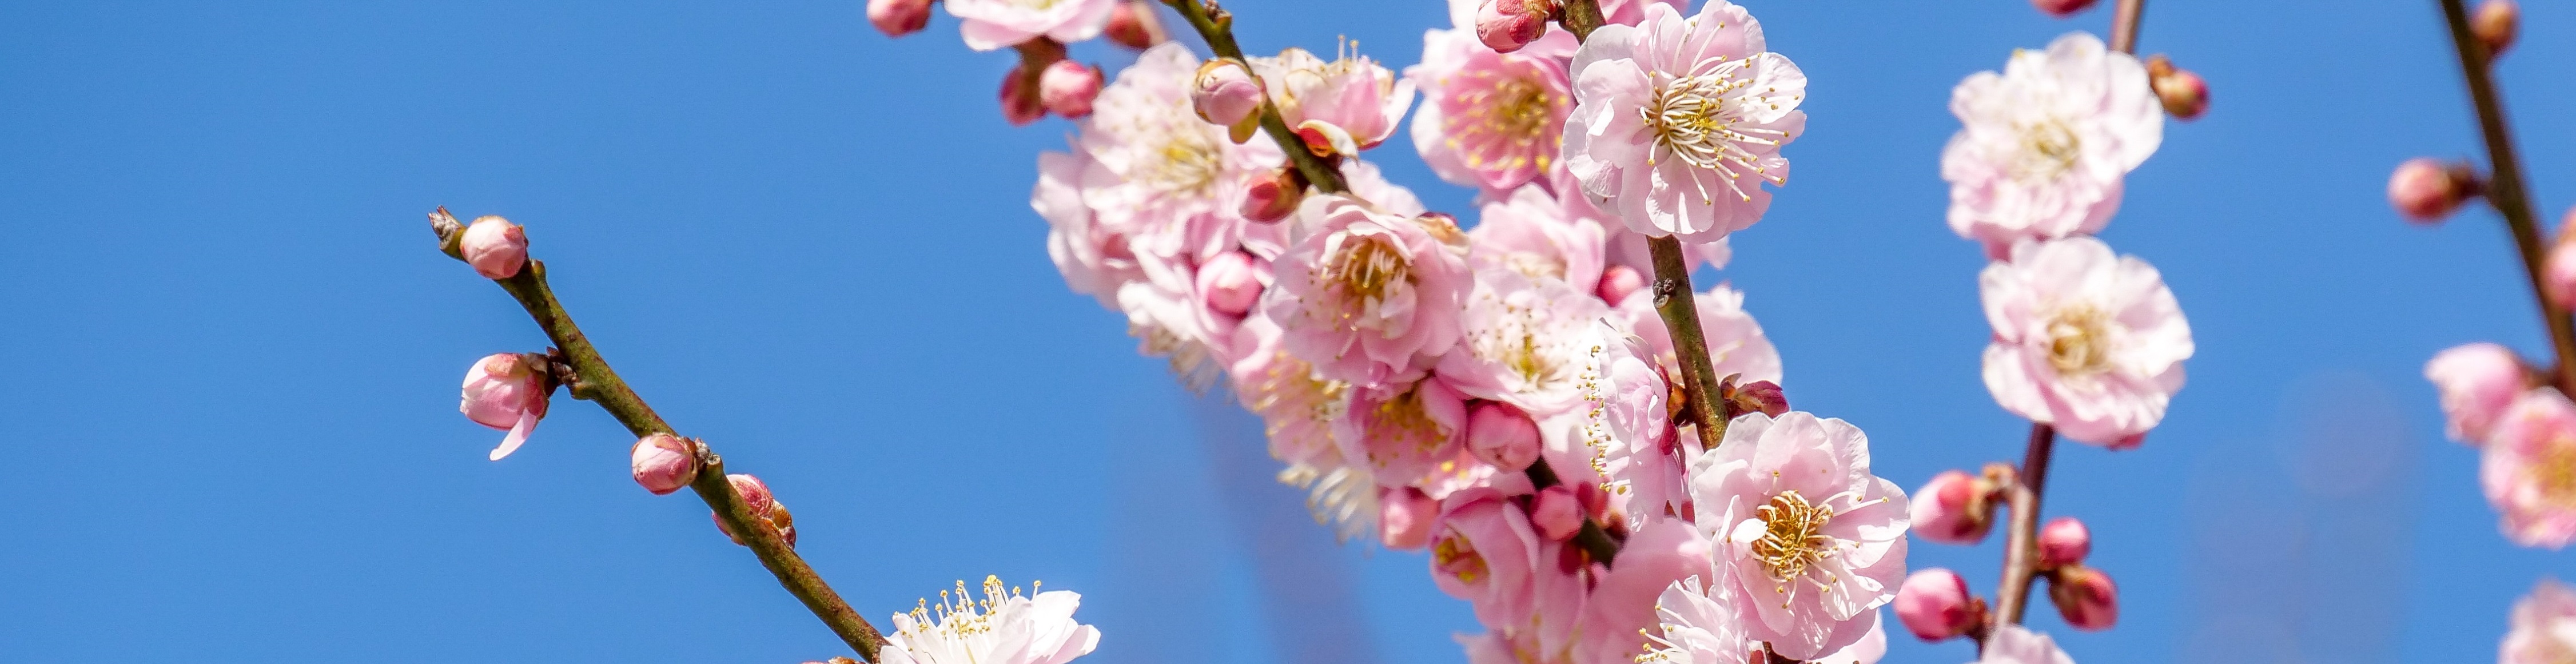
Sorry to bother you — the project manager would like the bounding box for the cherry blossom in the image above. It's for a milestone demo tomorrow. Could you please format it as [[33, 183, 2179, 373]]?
[[2427, 342, 2530, 445], [1563, 0, 1806, 243], [1438, 268, 1614, 415], [2503, 577, 2576, 664], [461, 353, 550, 461], [1634, 575, 1754, 664], [1687, 411, 1909, 660], [1942, 33, 2162, 255], [1579, 517, 1715, 664], [1411, 0, 1577, 197], [1336, 375, 1471, 488], [1263, 193, 1472, 386], [946, 0, 1117, 51], [881, 576, 1100, 664], [1076, 43, 1284, 277], [1036, 149, 1141, 309], [1979, 236, 2192, 447], [2483, 388, 2576, 548], [1467, 185, 1608, 296], [1253, 43, 1416, 157]]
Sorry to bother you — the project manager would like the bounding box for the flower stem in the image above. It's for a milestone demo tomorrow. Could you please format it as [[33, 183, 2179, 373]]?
[[1990, 424, 2056, 626], [2436, 0, 2576, 395], [1158, 0, 1348, 193], [2108, 0, 2146, 54], [435, 213, 887, 662]]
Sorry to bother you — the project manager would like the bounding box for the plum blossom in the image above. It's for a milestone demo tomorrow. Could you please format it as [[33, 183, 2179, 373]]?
[[1974, 625, 2075, 664], [1979, 236, 2192, 447], [1410, 0, 1578, 197], [2503, 578, 2576, 664], [1431, 488, 1591, 659], [1036, 149, 1141, 309], [1337, 376, 1471, 488], [1942, 33, 2162, 254], [1077, 43, 1284, 276], [461, 353, 550, 461], [1563, 1, 1807, 243], [2426, 342, 2530, 444], [2483, 389, 2576, 548], [1634, 576, 1754, 664], [946, 0, 1117, 51], [881, 576, 1100, 664], [1263, 193, 1472, 386], [1254, 43, 1417, 157], [1468, 185, 1608, 296], [1687, 411, 1909, 660], [1579, 518, 1716, 664], [1438, 268, 1614, 415]]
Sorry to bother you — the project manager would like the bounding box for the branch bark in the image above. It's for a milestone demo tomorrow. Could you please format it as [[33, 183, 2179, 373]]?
[[1989, 424, 2056, 626], [2108, 0, 2146, 54], [2436, 0, 2576, 394]]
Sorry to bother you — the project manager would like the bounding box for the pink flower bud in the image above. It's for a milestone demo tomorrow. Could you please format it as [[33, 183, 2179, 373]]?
[[1239, 169, 1302, 224], [460, 353, 550, 461], [1909, 470, 1994, 544], [1380, 486, 1438, 550], [1528, 486, 1583, 542], [2427, 342, 2531, 444], [1727, 380, 1788, 417], [1464, 401, 1542, 472], [2474, 0, 2519, 56], [1196, 251, 1264, 317], [1595, 265, 1645, 307], [1575, 480, 1608, 519], [2029, 0, 2097, 17], [630, 433, 700, 495], [2145, 55, 2208, 121], [998, 64, 1045, 126], [459, 216, 528, 279], [866, 0, 933, 37], [2546, 241, 2576, 311], [1040, 60, 1104, 119], [713, 474, 798, 548], [1894, 568, 1982, 642], [1104, 0, 1165, 50], [1192, 60, 1263, 128], [2049, 566, 2119, 630], [1474, 0, 1552, 53], [2388, 158, 2477, 224], [2038, 516, 2092, 568]]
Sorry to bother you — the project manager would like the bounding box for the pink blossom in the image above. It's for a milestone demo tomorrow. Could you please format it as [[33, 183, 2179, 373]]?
[[1979, 236, 2192, 447], [1438, 268, 1613, 415], [1547, 166, 1731, 276], [1467, 185, 1607, 297], [881, 576, 1100, 664], [1336, 376, 1470, 488], [2037, 516, 2091, 567], [1596, 265, 1645, 307], [869, 0, 935, 37], [1619, 284, 1783, 421], [1191, 60, 1264, 128], [1548, 332, 1690, 521], [2046, 565, 2116, 630], [1976, 626, 2075, 664], [1686, 411, 1910, 660], [630, 433, 699, 496], [1224, 313, 1350, 469], [1194, 250, 1267, 319], [946, 0, 1116, 51], [1475, 0, 1552, 53], [1908, 470, 1995, 545], [1408, 13, 1576, 197], [1254, 45, 1416, 157], [711, 474, 797, 547], [1563, 1, 1806, 244], [1819, 617, 1888, 664], [1102, 0, 1163, 50], [1633, 575, 1755, 664], [2387, 157, 2472, 224], [1077, 43, 1284, 277], [2482, 388, 2576, 548], [460, 216, 528, 279], [1528, 486, 1583, 541], [1466, 401, 1543, 472], [2503, 577, 2576, 664], [1942, 33, 2162, 254], [2427, 342, 2529, 444], [1578, 517, 1715, 664], [1262, 193, 1471, 386], [1594, 0, 1686, 26], [1893, 568, 1977, 641], [1431, 488, 1550, 634], [1035, 149, 1141, 309], [1040, 60, 1105, 118], [460, 353, 550, 461]]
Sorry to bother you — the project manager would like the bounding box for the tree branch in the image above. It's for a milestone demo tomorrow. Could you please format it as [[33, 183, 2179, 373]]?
[[1159, 0, 1349, 193], [1989, 424, 2056, 625], [2437, 0, 2576, 394], [2108, 0, 2146, 55], [433, 210, 887, 662]]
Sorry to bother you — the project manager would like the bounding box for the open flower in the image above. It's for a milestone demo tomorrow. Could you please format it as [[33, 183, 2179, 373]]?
[[1036, 149, 1141, 309], [1563, 0, 1806, 243], [2426, 342, 2530, 445], [881, 576, 1100, 664], [1263, 194, 1472, 386], [1634, 575, 1755, 664], [1687, 411, 1909, 660], [1942, 32, 2162, 255], [1979, 236, 2192, 447], [1468, 185, 1608, 297], [1336, 375, 1471, 488], [946, 0, 1117, 51], [1430, 488, 1549, 633], [1438, 268, 1614, 416], [1976, 625, 2075, 664], [2483, 389, 2576, 548], [1256, 43, 1417, 157], [1410, 0, 1578, 197], [461, 353, 550, 461], [1078, 43, 1285, 279], [1580, 518, 1718, 664], [2504, 578, 2576, 664]]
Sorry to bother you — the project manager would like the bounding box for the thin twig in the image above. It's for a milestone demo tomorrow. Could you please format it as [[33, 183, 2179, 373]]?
[[2438, 0, 2576, 394], [1990, 424, 2056, 625], [435, 212, 887, 662], [1158, 0, 1348, 193], [2108, 0, 2146, 54]]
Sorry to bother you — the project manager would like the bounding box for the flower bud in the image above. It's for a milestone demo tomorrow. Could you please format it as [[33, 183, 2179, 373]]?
[[1529, 485, 1583, 542], [2427, 342, 2531, 444], [1909, 470, 1995, 544], [1192, 60, 1264, 128], [1040, 60, 1104, 119], [460, 216, 528, 279], [1380, 486, 1438, 550], [2547, 238, 2576, 312], [2474, 0, 2518, 56], [630, 433, 700, 495], [2144, 55, 2208, 121], [713, 474, 798, 548], [1894, 568, 1982, 642], [1725, 379, 1788, 418], [2029, 0, 2097, 17], [1196, 251, 1265, 317], [461, 352, 550, 461], [2048, 565, 2119, 631], [998, 63, 1046, 126], [2038, 516, 2092, 568], [1104, 0, 1165, 50], [1240, 168, 1303, 224], [1595, 265, 1645, 307], [1474, 0, 1552, 53], [1575, 480, 1609, 519], [866, 0, 933, 37], [1464, 401, 1542, 472], [2388, 158, 2477, 224]]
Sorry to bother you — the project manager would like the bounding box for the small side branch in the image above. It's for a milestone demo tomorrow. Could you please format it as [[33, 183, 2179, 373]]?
[[1990, 424, 2057, 625], [2437, 0, 2576, 393]]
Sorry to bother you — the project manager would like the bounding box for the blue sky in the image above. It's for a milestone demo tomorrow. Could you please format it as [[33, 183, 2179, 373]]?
[[3, 1, 2572, 662]]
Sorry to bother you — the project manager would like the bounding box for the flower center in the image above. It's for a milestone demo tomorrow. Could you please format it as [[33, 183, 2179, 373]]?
[[2045, 304, 2114, 378], [1751, 490, 1834, 585], [1140, 134, 1224, 197], [1328, 234, 1411, 305], [1368, 383, 1451, 458], [2012, 120, 2082, 182], [2538, 433, 2576, 506], [1432, 530, 1489, 584], [1450, 71, 1563, 172], [1638, 59, 1790, 203]]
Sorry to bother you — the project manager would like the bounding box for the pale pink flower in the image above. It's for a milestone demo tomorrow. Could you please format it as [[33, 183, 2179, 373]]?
[[1942, 33, 2162, 254], [2428, 342, 2530, 445], [1438, 268, 1614, 415], [2037, 516, 2091, 567], [1975, 625, 2074, 664], [946, 0, 1117, 51], [1336, 376, 1470, 488], [2388, 157, 2474, 224], [1263, 193, 1472, 386], [1224, 312, 1351, 469], [1633, 575, 1756, 664], [1563, 1, 1806, 243], [1116, 267, 1221, 383], [1466, 401, 1544, 472], [1687, 411, 1910, 660], [1078, 43, 1284, 276], [1595, 0, 1687, 26], [1467, 185, 1608, 297], [1554, 166, 1732, 275], [460, 353, 550, 461], [1819, 615, 1888, 664], [1408, 9, 1576, 197], [1619, 284, 1782, 404], [1546, 331, 1690, 522], [1035, 149, 1141, 309], [2503, 578, 2576, 664], [1255, 44, 1417, 157], [1431, 488, 1550, 634], [881, 576, 1100, 664], [1191, 60, 1264, 128], [2482, 388, 2576, 548], [1040, 61, 1105, 118], [1578, 517, 1717, 664], [1979, 236, 2192, 447]]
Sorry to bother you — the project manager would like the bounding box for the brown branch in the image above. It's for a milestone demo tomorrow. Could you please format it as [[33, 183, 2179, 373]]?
[[1990, 424, 2056, 625], [1158, 0, 1348, 193], [2108, 0, 2146, 54], [1525, 456, 1621, 564], [2438, 0, 2576, 394], [432, 210, 887, 662]]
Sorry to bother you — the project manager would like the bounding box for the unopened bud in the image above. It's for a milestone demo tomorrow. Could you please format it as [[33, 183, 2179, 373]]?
[[1040, 60, 1104, 119], [2545, 237, 2576, 312], [1464, 401, 1542, 472], [1529, 486, 1583, 542], [1240, 169, 1303, 224], [998, 63, 1046, 126], [2029, 0, 2097, 18], [2388, 158, 2479, 224], [1894, 568, 1983, 642], [2474, 0, 2519, 57], [1596, 265, 1645, 307], [1192, 60, 1264, 128], [1909, 470, 1996, 544], [1574, 480, 1608, 519], [460, 216, 529, 279], [1104, 0, 1166, 50], [866, 0, 933, 37], [1380, 486, 1438, 550], [714, 474, 798, 548], [1725, 379, 1787, 417], [1475, 0, 1552, 53], [1196, 251, 1265, 317], [630, 434, 700, 495], [2037, 516, 2092, 568], [461, 352, 550, 461], [2048, 566, 2119, 631], [2144, 55, 2208, 121]]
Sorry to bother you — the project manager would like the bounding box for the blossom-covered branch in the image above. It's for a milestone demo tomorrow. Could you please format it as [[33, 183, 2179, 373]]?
[[2433, 0, 2576, 394], [1157, 0, 1348, 193]]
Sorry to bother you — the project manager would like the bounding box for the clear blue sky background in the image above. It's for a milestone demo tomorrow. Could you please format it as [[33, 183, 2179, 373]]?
[[3, 1, 2572, 662]]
